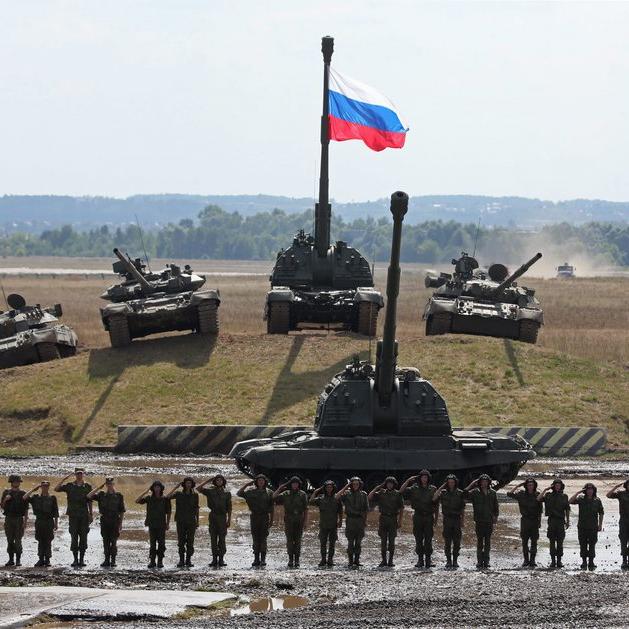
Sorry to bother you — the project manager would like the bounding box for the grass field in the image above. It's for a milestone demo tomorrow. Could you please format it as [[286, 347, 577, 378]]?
[[0, 261, 627, 454]]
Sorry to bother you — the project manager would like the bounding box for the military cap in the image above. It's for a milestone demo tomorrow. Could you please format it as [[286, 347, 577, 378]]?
[[524, 476, 538, 489], [551, 478, 565, 491], [150, 479, 165, 491], [105, 477, 114, 483], [8, 474, 21, 483], [254, 474, 268, 486], [349, 476, 362, 485], [478, 473, 492, 482], [384, 475, 398, 487], [289, 475, 302, 486], [323, 479, 336, 487], [182, 476, 196, 488], [212, 474, 226, 486], [418, 469, 431, 480], [446, 473, 458, 482], [583, 482, 597, 495], [74, 467, 85, 474]]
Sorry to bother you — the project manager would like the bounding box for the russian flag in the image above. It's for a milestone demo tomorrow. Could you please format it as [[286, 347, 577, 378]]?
[[328, 67, 408, 152]]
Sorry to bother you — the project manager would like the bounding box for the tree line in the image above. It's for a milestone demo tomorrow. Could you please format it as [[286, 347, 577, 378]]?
[[1, 204, 627, 266]]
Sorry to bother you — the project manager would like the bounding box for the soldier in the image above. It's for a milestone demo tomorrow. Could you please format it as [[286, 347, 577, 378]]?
[[310, 480, 343, 567], [433, 474, 465, 568], [1, 474, 28, 567], [463, 474, 499, 569], [23, 481, 58, 566], [237, 474, 274, 568], [197, 474, 232, 568], [368, 476, 404, 568], [507, 477, 543, 568], [336, 477, 368, 569], [135, 480, 171, 569], [166, 477, 199, 568], [569, 483, 604, 570], [273, 476, 308, 568], [87, 478, 125, 567], [400, 470, 438, 568], [54, 468, 93, 567], [537, 478, 570, 568], [606, 479, 629, 569]]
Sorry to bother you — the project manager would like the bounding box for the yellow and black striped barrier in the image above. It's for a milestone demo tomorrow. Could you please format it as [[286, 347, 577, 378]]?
[[116, 425, 607, 457]]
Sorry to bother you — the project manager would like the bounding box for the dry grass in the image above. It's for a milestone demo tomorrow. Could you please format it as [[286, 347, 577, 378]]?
[[0, 261, 627, 455]]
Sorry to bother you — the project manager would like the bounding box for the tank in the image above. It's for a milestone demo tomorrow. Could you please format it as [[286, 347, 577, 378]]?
[[556, 262, 575, 279], [231, 192, 535, 490], [423, 251, 544, 344], [0, 293, 78, 369], [99, 249, 220, 347], [266, 36, 383, 336]]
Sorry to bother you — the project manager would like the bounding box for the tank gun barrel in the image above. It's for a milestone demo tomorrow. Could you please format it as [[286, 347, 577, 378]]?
[[495, 252, 542, 294], [112, 248, 154, 293], [375, 191, 408, 406]]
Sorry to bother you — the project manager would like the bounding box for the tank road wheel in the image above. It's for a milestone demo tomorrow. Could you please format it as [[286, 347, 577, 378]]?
[[356, 302, 378, 337], [426, 312, 452, 336], [108, 316, 131, 348], [36, 343, 60, 362], [197, 301, 219, 335], [518, 320, 539, 344], [59, 345, 77, 359], [267, 302, 290, 335]]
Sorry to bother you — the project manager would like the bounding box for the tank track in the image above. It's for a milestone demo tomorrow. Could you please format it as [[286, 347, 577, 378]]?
[[36, 342, 60, 362], [197, 301, 219, 335], [108, 316, 131, 348], [425, 312, 452, 336], [355, 302, 378, 337], [267, 302, 290, 334], [518, 320, 539, 344]]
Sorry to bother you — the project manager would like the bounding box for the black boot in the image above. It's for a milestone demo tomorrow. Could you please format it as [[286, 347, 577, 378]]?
[[218, 555, 226, 567], [387, 551, 395, 568], [347, 550, 354, 568], [71, 551, 79, 568], [288, 553, 294, 568], [35, 556, 46, 567], [354, 550, 362, 567], [327, 549, 334, 567], [416, 554, 425, 568], [177, 552, 186, 568], [101, 553, 111, 568], [157, 555, 164, 569], [580, 558, 588, 570], [44, 556, 51, 567], [110, 553, 117, 567], [425, 554, 434, 568], [588, 558, 596, 571], [379, 549, 387, 568], [186, 553, 194, 567], [252, 552, 260, 567], [622, 555, 629, 570], [14, 553, 21, 567], [294, 553, 300, 568], [78, 551, 86, 568], [522, 547, 530, 567], [148, 552, 156, 569], [556, 557, 563, 569], [260, 552, 267, 567], [210, 555, 218, 568], [529, 552, 537, 568], [5, 553, 14, 567], [549, 554, 556, 569], [319, 544, 327, 567], [452, 554, 459, 569], [445, 552, 452, 569]]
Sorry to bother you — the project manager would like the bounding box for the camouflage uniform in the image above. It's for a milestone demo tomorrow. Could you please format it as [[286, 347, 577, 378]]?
[[93, 491, 125, 566], [199, 486, 231, 564], [1, 487, 27, 565], [507, 484, 542, 566], [576, 491, 604, 568], [28, 494, 58, 565], [436, 484, 465, 567], [58, 482, 92, 562], [543, 488, 570, 566], [342, 488, 369, 567], [611, 484, 629, 568], [170, 491, 199, 565], [240, 484, 274, 566], [139, 495, 171, 567], [404, 483, 437, 566], [311, 491, 342, 566], [465, 486, 499, 568], [276, 488, 308, 566]]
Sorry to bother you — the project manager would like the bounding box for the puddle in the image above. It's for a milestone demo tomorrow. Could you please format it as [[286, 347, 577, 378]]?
[[230, 596, 309, 616]]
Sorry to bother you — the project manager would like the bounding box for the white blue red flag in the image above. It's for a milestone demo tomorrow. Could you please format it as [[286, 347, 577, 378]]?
[[328, 67, 408, 152]]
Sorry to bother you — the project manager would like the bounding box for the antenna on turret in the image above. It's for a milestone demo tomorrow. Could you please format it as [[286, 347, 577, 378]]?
[[135, 214, 151, 272], [472, 216, 481, 258]]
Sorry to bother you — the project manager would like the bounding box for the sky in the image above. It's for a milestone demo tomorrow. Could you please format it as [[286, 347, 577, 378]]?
[[1, 0, 628, 202]]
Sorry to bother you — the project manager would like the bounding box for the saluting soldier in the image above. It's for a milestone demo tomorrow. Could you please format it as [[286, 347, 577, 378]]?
[[1, 474, 28, 567], [310, 480, 343, 567], [23, 481, 58, 566], [55, 468, 93, 567], [537, 478, 570, 568], [166, 477, 199, 568], [197, 474, 232, 568], [237, 474, 274, 568], [400, 470, 438, 568], [507, 477, 543, 568], [336, 477, 369, 569], [87, 477, 125, 567], [463, 474, 499, 569], [569, 482, 604, 570], [606, 479, 629, 570], [273, 476, 308, 569], [135, 480, 171, 569], [368, 476, 404, 568], [433, 474, 465, 568]]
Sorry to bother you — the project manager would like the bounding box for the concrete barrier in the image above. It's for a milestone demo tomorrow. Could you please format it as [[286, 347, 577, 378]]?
[[116, 425, 607, 457]]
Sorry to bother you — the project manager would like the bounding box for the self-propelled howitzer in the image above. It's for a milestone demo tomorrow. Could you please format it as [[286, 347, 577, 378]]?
[[231, 191, 535, 490], [99, 249, 220, 347], [265, 36, 383, 335]]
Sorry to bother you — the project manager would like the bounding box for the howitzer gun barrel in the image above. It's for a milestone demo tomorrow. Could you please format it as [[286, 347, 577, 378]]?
[[112, 248, 154, 293], [495, 252, 542, 294], [376, 191, 408, 406]]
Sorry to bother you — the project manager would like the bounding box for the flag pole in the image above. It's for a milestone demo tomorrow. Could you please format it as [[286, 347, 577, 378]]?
[[315, 36, 334, 258]]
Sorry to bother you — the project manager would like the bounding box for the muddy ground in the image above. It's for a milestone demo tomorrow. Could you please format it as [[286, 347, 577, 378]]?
[[0, 454, 627, 628]]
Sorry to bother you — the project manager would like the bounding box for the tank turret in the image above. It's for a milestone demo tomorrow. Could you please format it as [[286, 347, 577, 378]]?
[[112, 248, 155, 294], [494, 252, 542, 296]]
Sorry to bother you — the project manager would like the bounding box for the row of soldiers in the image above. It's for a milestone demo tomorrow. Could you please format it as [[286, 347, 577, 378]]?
[[2, 469, 628, 570]]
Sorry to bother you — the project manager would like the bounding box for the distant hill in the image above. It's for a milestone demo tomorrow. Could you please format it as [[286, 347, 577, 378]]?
[[1, 193, 628, 233]]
